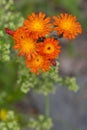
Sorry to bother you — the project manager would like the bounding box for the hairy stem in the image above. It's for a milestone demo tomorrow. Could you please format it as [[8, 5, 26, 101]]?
[[45, 95, 50, 117]]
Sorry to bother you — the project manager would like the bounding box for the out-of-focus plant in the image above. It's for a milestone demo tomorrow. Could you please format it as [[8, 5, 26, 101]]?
[[0, 0, 24, 61], [0, 109, 20, 130], [0, 0, 25, 109], [0, 0, 82, 130]]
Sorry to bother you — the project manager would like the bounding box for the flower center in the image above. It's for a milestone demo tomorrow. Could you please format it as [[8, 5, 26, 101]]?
[[21, 38, 35, 54], [62, 20, 72, 31], [34, 55, 43, 66], [44, 44, 54, 54], [32, 20, 43, 31]]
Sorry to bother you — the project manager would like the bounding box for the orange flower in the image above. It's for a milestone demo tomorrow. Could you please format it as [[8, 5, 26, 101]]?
[[13, 27, 38, 60], [26, 54, 51, 75], [53, 13, 82, 39], [38, 38, 61, 59], [24, 12, 52, 39], [13, 27, 29, 42]]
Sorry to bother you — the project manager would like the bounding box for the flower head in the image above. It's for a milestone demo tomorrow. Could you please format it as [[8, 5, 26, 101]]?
[[53, 13, 82, 39], [13, 27, 38, 60], [38, 38, 61, 60], [24, 12, 52, 39], [13, 27, 29, 42], [26, 54, 51, 74]]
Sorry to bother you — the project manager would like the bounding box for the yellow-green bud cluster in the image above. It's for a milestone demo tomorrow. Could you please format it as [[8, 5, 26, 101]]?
[[28, 115, 52, 130], [0, 0, 24, 62], [0, 111, 20, 130]]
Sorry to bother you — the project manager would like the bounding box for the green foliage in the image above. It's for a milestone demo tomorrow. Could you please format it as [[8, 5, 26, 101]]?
[[17, 59, 56, 95], [0, 43, 10, 61], [0, 0, 25, 108], [0, 0, 24, 61], [28, 115, 52, 130], [0, 110, 20, 130], [17, 60, 78, 95], [57, 76, 78, 92]]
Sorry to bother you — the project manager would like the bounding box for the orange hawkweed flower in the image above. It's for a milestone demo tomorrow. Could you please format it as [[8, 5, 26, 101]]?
[[13, 27, 38, 60], [13, 27, 29, 42], [38, 38, 61, 59], [53, 13, 82, 39], [24, 12, 52, 39], [26, 54, 51, 75]]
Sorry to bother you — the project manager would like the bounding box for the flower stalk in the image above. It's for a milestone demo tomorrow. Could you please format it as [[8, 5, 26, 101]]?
[[45, 95, 50, 117]]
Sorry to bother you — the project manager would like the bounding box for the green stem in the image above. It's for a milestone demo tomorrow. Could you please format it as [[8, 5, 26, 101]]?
[[45, 95, 50, 117]]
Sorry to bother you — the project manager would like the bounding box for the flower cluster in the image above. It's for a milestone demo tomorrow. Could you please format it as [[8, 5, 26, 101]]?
[[5, 12, 82, 74]]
